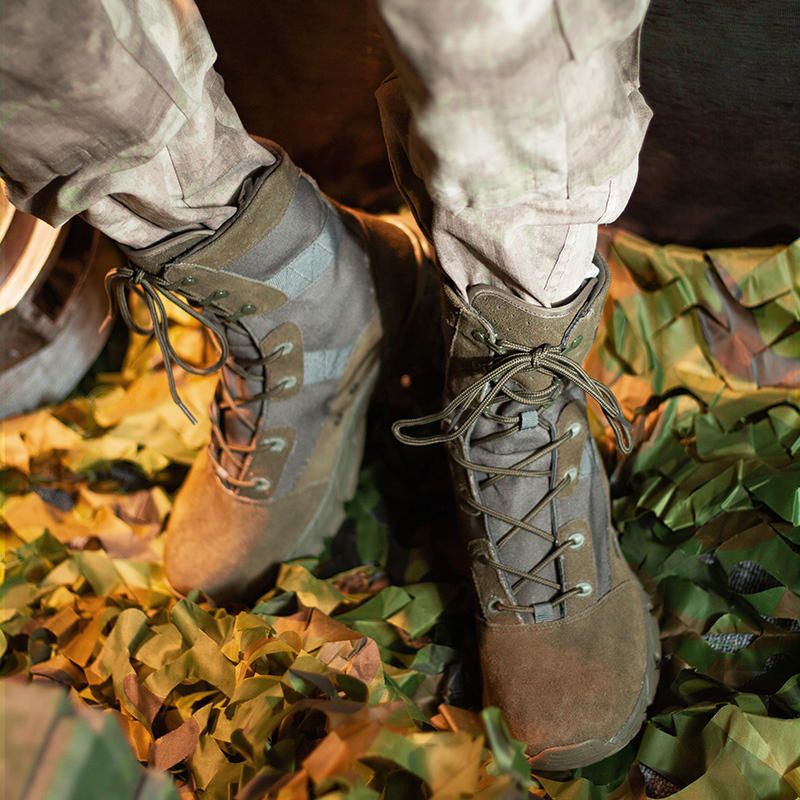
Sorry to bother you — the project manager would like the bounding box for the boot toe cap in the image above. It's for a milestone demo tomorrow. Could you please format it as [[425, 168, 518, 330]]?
[[164, 449, 335, 603], [479, 580, 659, 769], [164, 451, 273, 602]]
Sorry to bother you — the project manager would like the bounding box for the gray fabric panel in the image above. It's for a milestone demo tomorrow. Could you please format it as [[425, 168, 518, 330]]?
[[264, 207, 341, 298], [231, 175, 328, 281], [245, 209, 372, 355], [261, 222, 377, 501], [466, 383, 615, 615], [303, 343, 356, 385], [520, 410, 539, 429], [469, 398, 558, 610]]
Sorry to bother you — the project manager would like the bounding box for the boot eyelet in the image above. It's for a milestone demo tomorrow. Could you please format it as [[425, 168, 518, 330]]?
[[576, 581, 593, 597], [239, 303, 257, 315], [486, 598, 502, 614], [181, 275, 197, 286], [278, 376, 297, 391], [568, 334, 583, 351], [569, 422, 582, 438], [253, 477, 272, 493], [565, 467, 578, 483], [261, 437, 286, 452], [567, 532, 585, 550], [471, 329, 487, 344], [209, 289, 229, 301], [273, 341, 293, 357]]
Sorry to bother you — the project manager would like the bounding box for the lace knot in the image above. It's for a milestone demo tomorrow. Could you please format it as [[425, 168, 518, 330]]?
[[529, 344, 558, 371]]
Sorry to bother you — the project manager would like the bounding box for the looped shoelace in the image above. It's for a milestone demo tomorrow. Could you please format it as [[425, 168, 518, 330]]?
[[103, 266, 229, 424], [392, 335, 633, 614], [104, 266, 290, 492], [209, 343, 293, 492]]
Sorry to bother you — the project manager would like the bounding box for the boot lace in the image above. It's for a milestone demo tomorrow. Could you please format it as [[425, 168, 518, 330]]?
[[392, 333, 632, 614], [104, 266, 293, 493]]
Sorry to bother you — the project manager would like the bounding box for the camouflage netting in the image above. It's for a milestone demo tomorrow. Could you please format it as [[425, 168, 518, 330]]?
[[1, 231, 799, 799]]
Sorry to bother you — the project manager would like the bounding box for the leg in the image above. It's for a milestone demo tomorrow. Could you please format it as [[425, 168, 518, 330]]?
[[0, 0, 273, 247], [374, 0, 650, 306], [0, 0, 431, 601], [375, 0, 660, 767]]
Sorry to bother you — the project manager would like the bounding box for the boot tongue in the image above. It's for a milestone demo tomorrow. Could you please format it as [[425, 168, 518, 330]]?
[[466, 276, 603, 394], [470, 396, 564, 610], [459, 277, 605, 613]]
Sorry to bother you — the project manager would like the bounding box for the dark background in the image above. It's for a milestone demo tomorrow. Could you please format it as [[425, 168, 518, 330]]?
[[197, 0, 800, 248]]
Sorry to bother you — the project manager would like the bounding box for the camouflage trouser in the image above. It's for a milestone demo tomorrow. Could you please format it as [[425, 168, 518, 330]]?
[[0, 0, 650, 306]]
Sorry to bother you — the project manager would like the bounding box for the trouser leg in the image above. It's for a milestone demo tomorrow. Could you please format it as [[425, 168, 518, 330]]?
[[0, 0, 273, 248], [374, 0, 651, 306]]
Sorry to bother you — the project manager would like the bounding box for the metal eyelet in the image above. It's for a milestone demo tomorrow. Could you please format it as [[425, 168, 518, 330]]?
[[486, 597, 502, 614], [253, 477, 272, 493], [261, 437, 286, 452], [567, 532, 585, 550], [278, 376, 297, 391], [239, 303, 257, 315], [576, 581, 593, 597], [568, 334, 583, 351], [181, 275, 196, 286], [565, 466, 578, 483], [569, 422, 582, 438], [273, 341, 293, 358], [471, 329, 487, 343]]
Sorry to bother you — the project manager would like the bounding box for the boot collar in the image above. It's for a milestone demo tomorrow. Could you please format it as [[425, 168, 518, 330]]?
[[445, 253, 610, 397]]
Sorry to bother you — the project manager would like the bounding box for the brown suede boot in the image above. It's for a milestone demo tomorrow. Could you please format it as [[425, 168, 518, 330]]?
[[107, 143, 429, 603], [393, 257, 659, 769]]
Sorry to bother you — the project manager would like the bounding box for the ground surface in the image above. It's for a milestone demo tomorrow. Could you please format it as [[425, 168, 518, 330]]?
[[1, 231, 799, 799]]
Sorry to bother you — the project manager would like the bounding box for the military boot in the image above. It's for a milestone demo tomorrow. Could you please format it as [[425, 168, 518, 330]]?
[[106, 142, 429, 602], [393, 257, 659, 769]]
